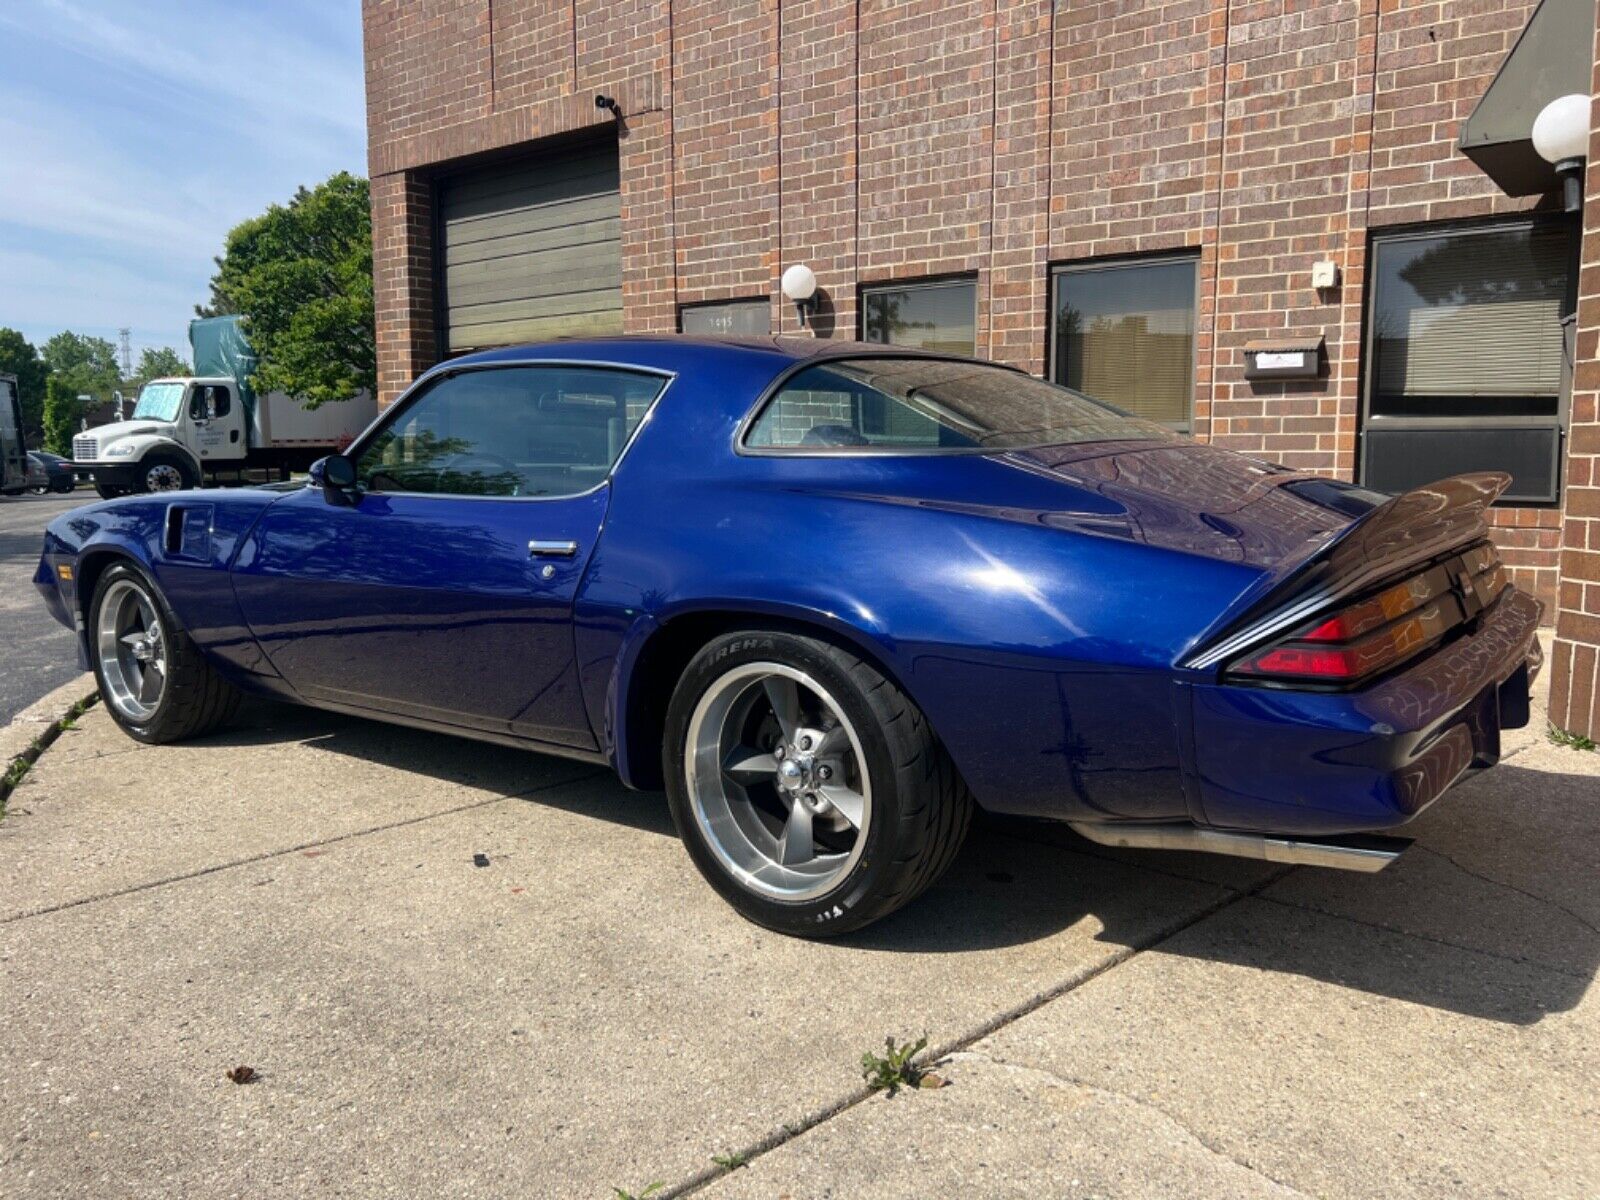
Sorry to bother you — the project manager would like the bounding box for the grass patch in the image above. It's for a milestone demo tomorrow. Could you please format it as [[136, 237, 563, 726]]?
[[1547, 722, 1597, 752], [0, 692, 99, 820]]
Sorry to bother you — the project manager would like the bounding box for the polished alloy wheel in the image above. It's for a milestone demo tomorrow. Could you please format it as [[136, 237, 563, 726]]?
[[96, 579, 168, 721], [685, 662, 871, 901], [145, 462, 184, 492]]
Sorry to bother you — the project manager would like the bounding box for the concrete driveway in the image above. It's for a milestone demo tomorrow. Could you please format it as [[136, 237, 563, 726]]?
[[1, 682, 1596, 1198]]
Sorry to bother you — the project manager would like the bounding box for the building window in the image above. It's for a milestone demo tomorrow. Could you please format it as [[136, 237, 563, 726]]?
[[679, 299, 771, 336], [861, 278, 977, 357], [1363, 220, 1570, 503], [1051, 255, 1197, 430]]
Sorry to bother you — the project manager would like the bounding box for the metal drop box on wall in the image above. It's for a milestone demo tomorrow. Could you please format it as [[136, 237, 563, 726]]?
[[1243, 336, 1326, 381]]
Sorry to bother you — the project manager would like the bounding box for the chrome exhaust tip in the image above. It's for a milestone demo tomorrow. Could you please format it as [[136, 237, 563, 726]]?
[[1066, 822, 1409, 873]]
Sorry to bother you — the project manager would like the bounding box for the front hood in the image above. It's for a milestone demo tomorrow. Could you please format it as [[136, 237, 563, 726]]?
[[88, 421, 175, 443], [1003, 440, 1377, 573]]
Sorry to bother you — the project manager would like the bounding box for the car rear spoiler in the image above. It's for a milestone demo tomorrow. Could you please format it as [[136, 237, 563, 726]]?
[[1183, 472, 1510, 672]]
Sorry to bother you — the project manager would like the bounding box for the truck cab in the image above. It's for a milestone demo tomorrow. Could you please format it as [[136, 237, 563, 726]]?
[[1, 373, 26, 497], [73, 377, 245, 497]]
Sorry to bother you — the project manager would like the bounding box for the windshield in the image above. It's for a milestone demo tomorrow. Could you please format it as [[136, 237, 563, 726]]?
[[744, 358, 1177, 453], [132, 382, 186, 423]]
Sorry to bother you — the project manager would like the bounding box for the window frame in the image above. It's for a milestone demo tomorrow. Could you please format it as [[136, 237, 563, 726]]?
[[1048, 251, 1201, 434], [735, 351, 1160, 459], [859, 274, 980, 357], [1358, 215, 1575, 504], [341, 359, 677, 503], [678, 297, 773, 336]]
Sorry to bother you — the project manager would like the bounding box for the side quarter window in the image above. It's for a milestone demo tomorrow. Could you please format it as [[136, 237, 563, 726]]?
[[355, 365, 668, 498]]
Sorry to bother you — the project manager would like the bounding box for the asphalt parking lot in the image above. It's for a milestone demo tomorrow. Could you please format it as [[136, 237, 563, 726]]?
[[0, 491, 91, 724], [1, 670, 1596, 1199]]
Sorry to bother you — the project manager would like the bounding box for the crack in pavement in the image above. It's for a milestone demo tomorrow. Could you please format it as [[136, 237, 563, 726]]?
[[1413, 844, 1600, 939], [946, 1051, 1312, 1197], [0, 765, 604, 925], [671, 864, 1295, 1198]]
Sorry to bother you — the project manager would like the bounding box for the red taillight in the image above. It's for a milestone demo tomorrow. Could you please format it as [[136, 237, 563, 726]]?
[[1242, 646, 1359, 677], [1227, 544, 1508, 686]]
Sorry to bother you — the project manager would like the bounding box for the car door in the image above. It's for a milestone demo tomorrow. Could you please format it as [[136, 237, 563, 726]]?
[[232, 362, 670, 749]]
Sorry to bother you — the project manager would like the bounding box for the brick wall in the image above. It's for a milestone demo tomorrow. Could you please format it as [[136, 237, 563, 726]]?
[[364, 0, 1582, 618], [1549, 10, 1600, 742]]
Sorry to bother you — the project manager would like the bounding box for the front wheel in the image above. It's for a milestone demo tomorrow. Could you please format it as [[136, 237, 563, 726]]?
[[134, 452, 196, 494], [95, 482, 129, 500], [89, 562, 242, 743], [665, 630, 973, 937]]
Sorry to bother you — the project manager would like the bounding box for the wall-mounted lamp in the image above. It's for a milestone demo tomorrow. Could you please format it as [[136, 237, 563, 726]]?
[[594, 93, 622, 120], [781, 263, 819, 328], [1533, 93, 1590, 214]]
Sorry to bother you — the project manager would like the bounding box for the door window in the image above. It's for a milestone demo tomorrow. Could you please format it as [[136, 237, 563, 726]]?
[[190, 385, 231, 421], [355, 365, 668, 498]]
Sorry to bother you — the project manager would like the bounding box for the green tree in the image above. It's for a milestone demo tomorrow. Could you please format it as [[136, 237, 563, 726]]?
[[42, 375, 85, 456], [135, 346, 191, 381], [42, 331, 121, 402], [199, 171, 374, 408], [0, 328, 51, 443]]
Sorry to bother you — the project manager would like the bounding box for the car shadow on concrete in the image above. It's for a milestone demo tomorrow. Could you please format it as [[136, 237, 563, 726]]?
[[208, 700, 1597, 1026]]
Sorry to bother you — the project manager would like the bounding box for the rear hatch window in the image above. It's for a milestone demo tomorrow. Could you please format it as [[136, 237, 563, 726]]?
[[744, 357, 1176, 453]]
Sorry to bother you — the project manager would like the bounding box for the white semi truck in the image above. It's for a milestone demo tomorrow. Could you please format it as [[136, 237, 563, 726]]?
[[72, 317, 377, 498]]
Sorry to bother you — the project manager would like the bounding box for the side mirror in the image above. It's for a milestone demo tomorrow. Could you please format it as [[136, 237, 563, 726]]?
[[310, 454, 359, 505]]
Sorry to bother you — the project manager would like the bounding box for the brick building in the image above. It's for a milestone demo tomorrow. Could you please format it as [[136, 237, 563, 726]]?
[[362, 0, 1600, 739]]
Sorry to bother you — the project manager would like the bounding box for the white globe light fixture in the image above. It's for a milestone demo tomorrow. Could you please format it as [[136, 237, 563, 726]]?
[[781, 263, 819, 328], [1533, 93, 1591, 213]]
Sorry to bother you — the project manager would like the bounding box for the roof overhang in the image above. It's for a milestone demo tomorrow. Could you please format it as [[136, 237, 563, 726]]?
[[1459, 0, 1595, 196]]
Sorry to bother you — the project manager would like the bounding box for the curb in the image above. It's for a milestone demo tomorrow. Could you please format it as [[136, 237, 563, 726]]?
[[1, 676, 99, 815]]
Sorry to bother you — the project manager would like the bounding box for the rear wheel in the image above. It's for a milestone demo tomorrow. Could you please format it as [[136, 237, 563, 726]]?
[[89, 563, 241, 743], [665, 630, 972, 936], [95, 482, 128, 500]]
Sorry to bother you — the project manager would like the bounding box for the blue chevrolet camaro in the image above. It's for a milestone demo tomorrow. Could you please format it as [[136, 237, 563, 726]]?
[[35, 337, 1542, 934]]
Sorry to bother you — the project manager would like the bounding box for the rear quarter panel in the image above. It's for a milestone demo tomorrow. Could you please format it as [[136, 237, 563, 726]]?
[[580, 365, 1262, 821]]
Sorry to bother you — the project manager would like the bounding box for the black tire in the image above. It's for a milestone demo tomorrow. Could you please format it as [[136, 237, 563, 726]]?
[[89, 562, 242, 744], [664, 629, 973, 937], [133, 450, 197, 494], [95, 482, 128, 500], [53, 480, 76, 494]]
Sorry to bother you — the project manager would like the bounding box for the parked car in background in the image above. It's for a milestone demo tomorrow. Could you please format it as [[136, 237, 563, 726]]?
[[26, 451, 78, 495], [33, 337, 1543, 936], [72, 316, 376, 498]]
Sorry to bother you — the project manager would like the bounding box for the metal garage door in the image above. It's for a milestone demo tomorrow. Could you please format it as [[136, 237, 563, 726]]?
[[440, 140, 623, 352]]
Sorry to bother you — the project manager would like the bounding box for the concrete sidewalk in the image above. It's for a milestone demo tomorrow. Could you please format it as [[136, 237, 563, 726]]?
[[1, 688, 1596, 1198]]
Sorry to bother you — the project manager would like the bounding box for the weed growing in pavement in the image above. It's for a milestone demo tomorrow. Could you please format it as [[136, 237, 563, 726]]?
[[1547, 722, 1597, 751], [711, 1152, 747, 1170], [861, 1034, 938, 1096], [612, 1183, 664, 1199]]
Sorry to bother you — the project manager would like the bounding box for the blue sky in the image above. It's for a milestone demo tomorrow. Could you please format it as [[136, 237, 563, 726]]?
[[0, 0, 366, 366]]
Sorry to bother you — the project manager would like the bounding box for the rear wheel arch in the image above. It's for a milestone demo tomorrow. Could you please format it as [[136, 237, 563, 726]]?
[[614, 608, 921, 792]]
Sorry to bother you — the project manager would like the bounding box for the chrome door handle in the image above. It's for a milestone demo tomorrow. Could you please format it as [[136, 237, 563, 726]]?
[[528, 539, 579, 558]]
